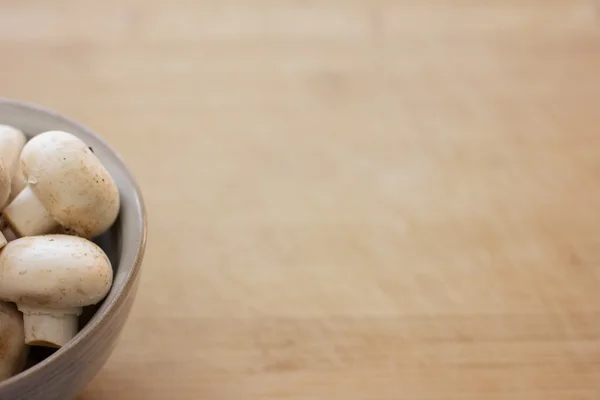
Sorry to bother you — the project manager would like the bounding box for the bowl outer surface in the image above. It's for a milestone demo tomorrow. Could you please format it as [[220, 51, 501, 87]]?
[[0, 98, 147, 400]]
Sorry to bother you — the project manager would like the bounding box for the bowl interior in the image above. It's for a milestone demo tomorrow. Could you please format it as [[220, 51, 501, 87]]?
[[0, 99, 145, 373]]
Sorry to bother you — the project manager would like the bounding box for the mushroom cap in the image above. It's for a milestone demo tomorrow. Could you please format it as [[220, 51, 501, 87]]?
[[0, 160, 11, 209], [20, 130, 120, 238], [0, 125, 27, 199], [0, 302, 28, 381], [0, 235, 113, 309]]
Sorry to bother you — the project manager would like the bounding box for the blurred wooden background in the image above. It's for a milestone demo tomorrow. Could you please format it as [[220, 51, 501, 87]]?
[[2, 0, 600, 399]]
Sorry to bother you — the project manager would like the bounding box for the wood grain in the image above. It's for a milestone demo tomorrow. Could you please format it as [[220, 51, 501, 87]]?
[[2, 0, 600, 398]]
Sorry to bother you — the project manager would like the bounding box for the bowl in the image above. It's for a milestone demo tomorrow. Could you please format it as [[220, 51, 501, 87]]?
[[0, 98, 147, 400]]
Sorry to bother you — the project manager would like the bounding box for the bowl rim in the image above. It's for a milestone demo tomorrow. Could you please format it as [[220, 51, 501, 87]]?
[[0, 98, 148, 388]]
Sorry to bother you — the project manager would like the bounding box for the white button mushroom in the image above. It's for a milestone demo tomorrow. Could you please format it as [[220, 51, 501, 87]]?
[[0, 302, 28, 381], [3, 130, 120, 238], [0, 161, 11, 248], [0, 125, 27, 204], [0, 235, 114, 348], [0, 160, 10, 211]]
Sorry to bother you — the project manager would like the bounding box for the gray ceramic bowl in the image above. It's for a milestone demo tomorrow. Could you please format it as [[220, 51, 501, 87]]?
[[0, 99, 147, 400]]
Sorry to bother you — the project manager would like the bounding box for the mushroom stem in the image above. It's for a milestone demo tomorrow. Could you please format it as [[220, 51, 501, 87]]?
[[19, 306, 81, 348], [3, 186, 59, 237]]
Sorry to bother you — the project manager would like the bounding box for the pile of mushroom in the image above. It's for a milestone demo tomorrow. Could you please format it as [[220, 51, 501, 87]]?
[[0, 126, 119, 382]]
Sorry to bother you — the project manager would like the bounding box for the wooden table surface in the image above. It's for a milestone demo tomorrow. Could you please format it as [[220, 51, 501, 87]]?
[[2, 0, 600, 398]]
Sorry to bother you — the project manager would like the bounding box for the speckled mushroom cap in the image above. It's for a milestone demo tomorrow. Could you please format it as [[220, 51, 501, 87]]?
[[0, 302, 28, 381], [19, 130, 120, 238], [0, 235, 113, 310]]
